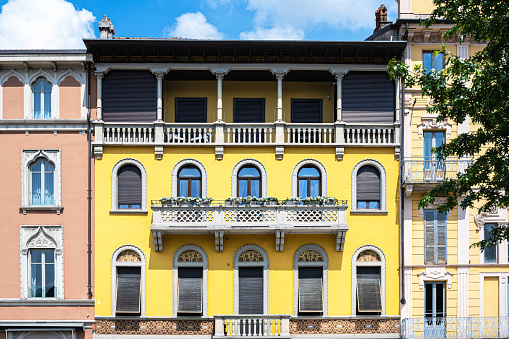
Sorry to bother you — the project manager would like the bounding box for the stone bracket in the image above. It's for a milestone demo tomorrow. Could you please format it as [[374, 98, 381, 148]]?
[[275, 230, 285, 252], [336, 230, 347, 251], [275, 146, 284, 160], [215, 231, 224, 252], [94, 145, 103, 160], [153, 231, 163, 252], [405, 185, 413, 197], [395, 146, 401, 161], [155, 145, 164, 160], [335, 146, 344, 161], [215, 146, 224, 160]]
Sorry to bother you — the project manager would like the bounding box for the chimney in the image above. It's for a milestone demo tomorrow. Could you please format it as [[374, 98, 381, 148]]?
[[99, 15, 115, 39], [374, 4, 390, 32]]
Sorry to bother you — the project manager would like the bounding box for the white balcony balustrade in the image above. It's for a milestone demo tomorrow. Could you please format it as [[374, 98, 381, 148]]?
[[285, 124, 334, 145], [224, 124, 275, 145], [165, 124, 214, 144], [344, 124, 395, 145], [402, 157, 473, 184], [214, 315, 290, 338], [103, 124, 155, 144]]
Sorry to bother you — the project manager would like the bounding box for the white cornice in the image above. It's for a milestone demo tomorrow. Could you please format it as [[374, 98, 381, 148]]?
[[0, 119, 88, 131]]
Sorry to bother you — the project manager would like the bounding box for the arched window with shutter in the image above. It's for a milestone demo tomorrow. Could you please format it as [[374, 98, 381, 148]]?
[[356, 165, 380, 209], [111, 158, 147, 212]]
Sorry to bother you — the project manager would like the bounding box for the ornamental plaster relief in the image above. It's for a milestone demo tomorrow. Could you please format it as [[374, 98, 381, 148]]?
[[417, 117, 452, 138], [418, 267, 453, 289]]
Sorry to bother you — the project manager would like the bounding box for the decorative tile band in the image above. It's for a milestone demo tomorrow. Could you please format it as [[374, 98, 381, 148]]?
[[290, 319, 400, 335]]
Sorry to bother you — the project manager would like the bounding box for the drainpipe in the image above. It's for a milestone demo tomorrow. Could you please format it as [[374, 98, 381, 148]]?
[[86, 62, 93, 299], [400, 22, 409, 307]]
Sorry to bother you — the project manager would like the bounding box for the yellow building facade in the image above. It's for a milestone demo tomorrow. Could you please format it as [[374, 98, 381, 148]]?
[[87, 36, 405, 338]]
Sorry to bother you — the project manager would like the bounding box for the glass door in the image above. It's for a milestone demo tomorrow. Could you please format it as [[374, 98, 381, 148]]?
[[423, 131, 445, 180], [425, 281, 446, 338]]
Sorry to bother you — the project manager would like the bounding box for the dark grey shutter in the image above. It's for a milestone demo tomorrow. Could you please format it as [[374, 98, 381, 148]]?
[[356, 267, 382, 312], [116, 267, 141, 313], [424, 210, 436, 264], [178, 267, 203, 314], [291, 99, 322, 123], [118, 165, 142, 207], [342, 71, 395, 123], [298, 267, 323, 313], [357, 166, 380, 201], [176, 98, 207, 123], [436, 212, 447, 264], [103, 70, 157, 122], [239, 267, 263, 314], [234, 99, 265, 123]]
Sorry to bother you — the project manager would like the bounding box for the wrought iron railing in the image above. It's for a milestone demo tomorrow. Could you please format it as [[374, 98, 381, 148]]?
[[402, 157, 474, 184], [402, 316, 509, 339]]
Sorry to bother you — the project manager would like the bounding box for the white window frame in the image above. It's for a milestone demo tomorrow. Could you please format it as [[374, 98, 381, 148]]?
[[293, 244, 328, 316], [21, 150, 62, 214], [172, 244, 208, 317], [351, 245, 386, 315], [20, 225, 64, 299], [171, 159, 207, 198], [31, 77, 52, 119], [291, 159, 327, 198], [233, 244, 269, 315], [111, 245, 146, 316], [110, 158, 147, 213], [351, 159, 387, 213], [476, 208, 509, 264], [231, 159, 267, 198]]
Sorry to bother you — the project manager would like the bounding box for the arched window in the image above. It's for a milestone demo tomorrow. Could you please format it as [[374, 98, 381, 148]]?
[[117, 165, 142, 209], [293, 244, 328, 316], [297, 166, 321, 198], [356, 165, 380, 209], [178, 166, 202, 197], [32, 77, 52, 119], [173, 245, 208, 316], [29, 158, 55, 206], [233, 245, 269, 315], [351, 245, 386, 315], [111, 246, 146, 316], [238, 166, 261, 198]]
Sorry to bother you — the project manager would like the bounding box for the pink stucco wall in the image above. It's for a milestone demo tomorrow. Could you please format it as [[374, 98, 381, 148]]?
[[59, 76, 82, 119], [2, 76, 24, 119]]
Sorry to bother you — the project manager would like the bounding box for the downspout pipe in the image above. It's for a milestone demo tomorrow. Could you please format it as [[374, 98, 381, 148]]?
[[86, 62, 93, 299]]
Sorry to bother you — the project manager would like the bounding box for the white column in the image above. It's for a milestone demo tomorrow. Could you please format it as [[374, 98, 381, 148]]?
[[155, 72, 164, 121], [216, 72, 224, 122], [96, 71, 104, 121], [276, 72, 284, 121], [335, 73, 345, 122]]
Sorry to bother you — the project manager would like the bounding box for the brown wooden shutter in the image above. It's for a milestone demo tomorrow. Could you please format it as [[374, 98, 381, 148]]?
[[116, 267, 141, 313], [298, 267, 323, 313], [178, 267, 203, 314], [234, 99, 265, 123], [357, 166, 380, 201], [118, 165, 142, 208], [176, 98, 207, 123], [291, 99, 322, 123], [239, 267, 263, 314], [356, 266, 382, 313]]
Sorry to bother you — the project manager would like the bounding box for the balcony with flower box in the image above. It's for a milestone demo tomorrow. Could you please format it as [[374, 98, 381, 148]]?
[[150, 197, 349, 252]]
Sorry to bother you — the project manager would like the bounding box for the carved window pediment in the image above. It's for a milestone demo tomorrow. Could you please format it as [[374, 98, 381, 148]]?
[[474, 206, 508, 230], [417, 117, 451, 138]]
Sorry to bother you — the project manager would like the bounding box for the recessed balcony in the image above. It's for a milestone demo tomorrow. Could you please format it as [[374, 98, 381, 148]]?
[[150, 201, 349, 252]]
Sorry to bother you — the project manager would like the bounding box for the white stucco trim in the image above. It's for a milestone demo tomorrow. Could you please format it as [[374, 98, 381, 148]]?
[[231, 159, 268, 198], [110, 158, 147, 212], [110, 245, 147, 316], [233, 244, 269, 315], [417, 267, 453, 290], [351, 159, 387, 212], [28, 70, 59, 119], [291, 159, 327, 197], [20, 225, 64, 300], [351, 245, 386, 316], [172, 244, 209, 317], [171, 159, 207, 198], [293, 244, 329, 316]]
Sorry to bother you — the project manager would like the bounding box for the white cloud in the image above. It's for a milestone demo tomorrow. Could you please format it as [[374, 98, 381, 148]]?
[[240, 25, 304, 40], [164, 12, 225, 40], [240, 0, 398, 40], [0, 0, 95, 49]]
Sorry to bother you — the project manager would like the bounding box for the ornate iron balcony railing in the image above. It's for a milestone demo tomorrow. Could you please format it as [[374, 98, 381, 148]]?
[[402, 157, 474, 184]]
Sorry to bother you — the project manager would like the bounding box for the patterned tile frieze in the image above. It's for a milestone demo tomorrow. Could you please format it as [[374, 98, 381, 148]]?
[[298, 249, 324, 262], [95, 320, 214, 335], [116, 250, 142, 262], [290, 319, 400, 335], [178, 250, 203, 262]]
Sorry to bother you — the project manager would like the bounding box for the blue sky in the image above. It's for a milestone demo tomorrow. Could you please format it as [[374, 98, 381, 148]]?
[[0, 0, 398, 49]]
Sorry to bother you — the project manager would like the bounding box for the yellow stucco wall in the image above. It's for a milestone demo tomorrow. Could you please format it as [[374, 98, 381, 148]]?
[[94, 146, 400, 317], [410, 0, 435, 14]]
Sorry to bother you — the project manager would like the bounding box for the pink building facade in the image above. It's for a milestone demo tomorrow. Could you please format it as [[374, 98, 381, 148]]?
[[0, 51, 95, 339]]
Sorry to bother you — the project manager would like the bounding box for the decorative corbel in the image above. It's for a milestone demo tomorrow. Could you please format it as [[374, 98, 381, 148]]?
[[94, 145, 103, 160], [335, 146, 344, 161], [215, 231, 224, 252], [215, 146, 224, 160], [405, 185, 413, 197], [423, 30, 432, 42], [275, 230, 285, 252], [275, 146, 284, 160], [395, 146, 401, 161], [153, 231, 163, 252], [335, 230, 347, 251], [154, 146, 164, 160]]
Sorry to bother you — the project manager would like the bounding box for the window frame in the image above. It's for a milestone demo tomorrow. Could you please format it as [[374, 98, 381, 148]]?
[[29, 249, 56, 298], [424, 209, 447, 265], [356, 165, 381, 210], [28, 158, 55, 207], [117, 164, 142, 210], [293, 244, 328, 316], [351, 159, 387, 213], [172, 244, 208, 317], [233, 98, 265, 123], [297, 166, 322, 198], [175, 97, 207, 123], [32, 77, 52, 119], [231, 159, 267, 198], [233, 244, 269, 315], [292, 159, 327, 198], [111, 245, 146, 316], [177, 165, 202, 198], [171, 159, 207, 198], [237, 165, 262, 198], [423, 51, 445, 72], [111, 158, 147, 213]]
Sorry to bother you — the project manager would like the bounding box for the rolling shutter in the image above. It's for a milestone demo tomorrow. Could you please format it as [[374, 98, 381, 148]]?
[[118, 165, 142, 208], [357, 267, 382, 313], [342, 71, 395, 123], [239, 267, 263, 314], [298, 267, 323, 313], [176, 98, 207, 123], [178, 267, 203, 314], [103, 70, 157, 122], [291, 99, 322, 123], [357, 166, 380, 201], [234, 99, 265, 123], [116, 267, 141, 313]]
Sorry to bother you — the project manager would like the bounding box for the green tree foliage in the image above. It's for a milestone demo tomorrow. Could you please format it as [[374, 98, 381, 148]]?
[[388, 0, 509, 250]]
